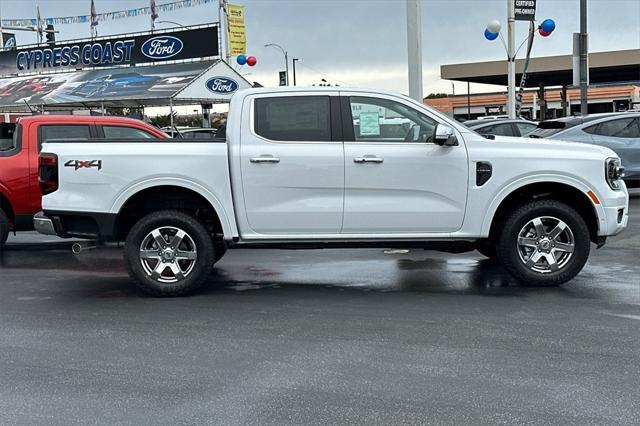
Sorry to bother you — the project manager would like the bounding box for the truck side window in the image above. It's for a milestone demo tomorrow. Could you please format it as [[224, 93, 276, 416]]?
[[0, 122, 19, 156], [103, 126, 155, 139], [38, 125, 91, 151], [348, 97, 437, 143], [254, 96, 332, 142], [0, 123, 16, 152]]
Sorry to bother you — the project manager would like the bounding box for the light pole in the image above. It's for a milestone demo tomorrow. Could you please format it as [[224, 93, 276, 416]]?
[[292, 58, 301, 86], [406, 0, 423, 102], [507, 1, 516, 119], [579, 0, 588, 116], [264, 43, 289, 86]]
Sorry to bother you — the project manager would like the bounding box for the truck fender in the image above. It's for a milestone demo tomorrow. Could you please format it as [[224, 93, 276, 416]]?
[[480, 173, 605, 237], [109, 177, 237, 238]]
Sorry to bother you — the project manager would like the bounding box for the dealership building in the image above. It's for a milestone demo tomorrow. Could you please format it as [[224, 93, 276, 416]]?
[[426, 49, 640, 120]]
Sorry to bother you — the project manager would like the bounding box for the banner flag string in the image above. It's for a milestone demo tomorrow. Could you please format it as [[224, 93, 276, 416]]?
[[1, 0, 215, 27]]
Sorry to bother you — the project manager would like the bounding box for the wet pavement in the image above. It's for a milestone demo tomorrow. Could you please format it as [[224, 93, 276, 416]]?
[[1, 195, 639, 424]]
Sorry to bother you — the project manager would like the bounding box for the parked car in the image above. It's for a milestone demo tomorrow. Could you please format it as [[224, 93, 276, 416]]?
[[36, 87, 628, 296], [476, 115, 510, 120], [465, 118, 538, 137], [529, 112, 640, 188], [71, 72, 161, 98], [0, 115, 167, 248], [175, 128, 220, 139]]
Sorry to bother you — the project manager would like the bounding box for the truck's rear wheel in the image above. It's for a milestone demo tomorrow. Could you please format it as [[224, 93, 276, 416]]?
[[496, 200, 590, 286], [124, 210, 214, 296], [0, 210, 9, 249]]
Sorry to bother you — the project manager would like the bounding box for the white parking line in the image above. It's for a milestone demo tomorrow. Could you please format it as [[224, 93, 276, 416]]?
[[606, 313, 640, 321]]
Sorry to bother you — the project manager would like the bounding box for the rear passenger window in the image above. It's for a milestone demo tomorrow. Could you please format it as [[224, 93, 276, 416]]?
[[589, 118, 639, 138], [103, 126, 155, 139], [479, 123, 515, 137], [254, 96, 331, 141], [0, 123, 16, 152], [39, 125, 91, 151]]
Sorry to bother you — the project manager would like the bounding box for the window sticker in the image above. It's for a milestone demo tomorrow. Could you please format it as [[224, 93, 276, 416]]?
[[359, 112, 381, 136]]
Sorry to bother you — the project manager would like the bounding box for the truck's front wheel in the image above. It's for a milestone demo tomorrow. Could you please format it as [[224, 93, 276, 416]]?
[[0, 210, 9, 249], [496, 200, 591, 286], [124, 210, 214, 296]]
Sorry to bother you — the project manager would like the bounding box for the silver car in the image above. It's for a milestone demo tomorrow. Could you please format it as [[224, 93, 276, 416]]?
[[529, 112, 640, 188], [465, 118, 538, 137]]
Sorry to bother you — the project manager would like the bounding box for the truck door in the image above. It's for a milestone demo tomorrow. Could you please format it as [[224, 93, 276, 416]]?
[[341, 94, 468, 234], [240, 92, 344, 234]]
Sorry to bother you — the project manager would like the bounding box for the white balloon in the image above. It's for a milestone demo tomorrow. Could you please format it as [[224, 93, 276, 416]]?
[[487, 20, 501, 34]]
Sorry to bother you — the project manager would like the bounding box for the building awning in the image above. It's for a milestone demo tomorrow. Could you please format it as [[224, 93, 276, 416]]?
[[0, 59, 251, 111], [441, 49, 640, 87]]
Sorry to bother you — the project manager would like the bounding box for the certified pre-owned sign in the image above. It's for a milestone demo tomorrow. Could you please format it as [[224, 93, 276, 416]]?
[[514, 0, 536, 21], [206, 77, 239, 94], [141, 36, 184, 60]]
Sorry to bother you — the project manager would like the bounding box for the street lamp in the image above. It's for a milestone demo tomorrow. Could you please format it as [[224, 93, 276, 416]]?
[[264, 43, 289, 86]]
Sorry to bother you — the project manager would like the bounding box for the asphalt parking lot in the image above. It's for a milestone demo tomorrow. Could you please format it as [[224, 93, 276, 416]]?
[[1, 195, 638, 425]]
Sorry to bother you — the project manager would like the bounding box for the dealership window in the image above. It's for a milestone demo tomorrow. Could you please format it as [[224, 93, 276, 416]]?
[[348, 97, 437, 142], [38, 125, 91, 151], [254, 96, 331, 141], [103, 126, 155, 139]]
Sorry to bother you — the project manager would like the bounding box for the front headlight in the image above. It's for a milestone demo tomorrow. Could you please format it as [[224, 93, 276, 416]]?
[[605, 157, 625, 190]]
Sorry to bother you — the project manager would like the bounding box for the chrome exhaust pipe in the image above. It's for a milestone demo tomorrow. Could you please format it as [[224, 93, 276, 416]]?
[[72, 242, 96, 254]]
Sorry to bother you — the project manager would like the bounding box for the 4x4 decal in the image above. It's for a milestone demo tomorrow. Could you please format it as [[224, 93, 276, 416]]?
[[64, 160, 102, 170]]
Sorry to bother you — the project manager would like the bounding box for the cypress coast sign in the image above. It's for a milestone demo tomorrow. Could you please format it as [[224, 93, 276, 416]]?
[[1, 24, 218, 76]]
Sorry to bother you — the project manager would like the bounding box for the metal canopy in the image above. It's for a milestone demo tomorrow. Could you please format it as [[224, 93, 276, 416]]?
[[441, 49, 640, 87], [0, 59, 251, 112]]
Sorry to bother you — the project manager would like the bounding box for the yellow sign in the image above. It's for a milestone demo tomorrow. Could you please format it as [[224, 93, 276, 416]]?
[[227, 3, 246, 56]]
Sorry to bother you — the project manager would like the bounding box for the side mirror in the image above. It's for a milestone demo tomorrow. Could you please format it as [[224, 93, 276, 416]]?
[[433, 124, 458, 146]]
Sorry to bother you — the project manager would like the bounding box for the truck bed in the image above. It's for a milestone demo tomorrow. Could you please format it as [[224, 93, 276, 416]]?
[[41, 138, 236, 235]]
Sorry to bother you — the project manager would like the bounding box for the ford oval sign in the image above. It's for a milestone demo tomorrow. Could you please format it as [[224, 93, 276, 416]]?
[[141, 36, 183, 60], [206, 77, 239, 94]]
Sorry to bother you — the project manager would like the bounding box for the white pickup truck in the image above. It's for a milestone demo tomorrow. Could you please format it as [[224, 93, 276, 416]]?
[[35, 87, 629, 296]]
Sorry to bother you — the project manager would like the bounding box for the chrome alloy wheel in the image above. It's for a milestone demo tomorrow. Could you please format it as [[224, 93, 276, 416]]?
[[139, 226, 198, 283], [517, 216, 575, 274]]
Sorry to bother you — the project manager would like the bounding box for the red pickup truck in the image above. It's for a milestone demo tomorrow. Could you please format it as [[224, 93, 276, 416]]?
[[0, 115, 167, 247]]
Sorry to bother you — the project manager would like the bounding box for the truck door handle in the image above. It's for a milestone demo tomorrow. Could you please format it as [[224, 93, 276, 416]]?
[[250, 156, 280, 164], [354, 156, 384, 164]]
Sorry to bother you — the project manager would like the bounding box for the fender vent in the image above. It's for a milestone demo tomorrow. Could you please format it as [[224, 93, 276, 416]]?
[[476, 161, 493, 186]]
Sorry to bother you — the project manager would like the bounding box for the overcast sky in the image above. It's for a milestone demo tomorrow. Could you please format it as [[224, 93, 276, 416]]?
[[1, 0, 638, 97]]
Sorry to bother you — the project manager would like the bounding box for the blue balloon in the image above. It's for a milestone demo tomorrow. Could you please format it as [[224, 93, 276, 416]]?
[[541, 19, 556, 34], [236, 54, 247, 65], [484, 28, 499, 40]]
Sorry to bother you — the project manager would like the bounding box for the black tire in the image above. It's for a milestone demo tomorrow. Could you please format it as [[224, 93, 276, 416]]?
[[475, 240, 497, 259], [213, 242, 227, 263], [0, 209, 9, 249], [124, 210, 214, 297], [496, 200, 591, 286]]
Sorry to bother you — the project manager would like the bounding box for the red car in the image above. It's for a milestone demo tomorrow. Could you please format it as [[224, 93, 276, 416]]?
[[0, 115, 167, 247]]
